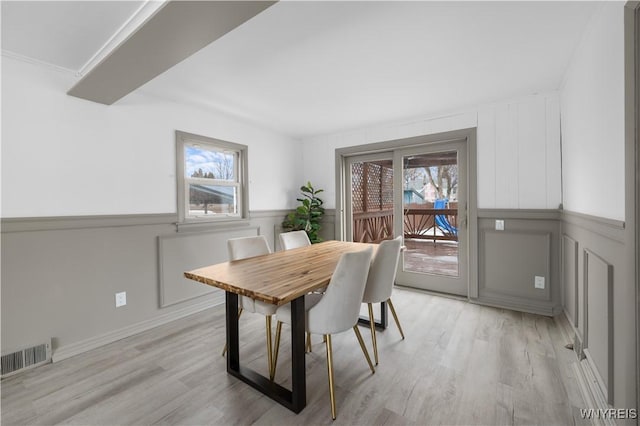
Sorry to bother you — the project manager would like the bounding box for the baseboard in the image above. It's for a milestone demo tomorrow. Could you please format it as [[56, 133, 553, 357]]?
[[573, 360, 616, 426], [51, 298, 222, 362], [555, 310, 575, 343], [471, 295, 556, 316], [557, 311, 615, 426]]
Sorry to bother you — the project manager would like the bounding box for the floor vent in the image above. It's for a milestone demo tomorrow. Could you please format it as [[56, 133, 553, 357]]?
[[1, 340, 51, 378]]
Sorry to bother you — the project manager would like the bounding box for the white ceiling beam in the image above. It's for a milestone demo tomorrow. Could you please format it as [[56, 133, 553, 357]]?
[[76, 1, 169, 78], [67, 0, 277, 105]]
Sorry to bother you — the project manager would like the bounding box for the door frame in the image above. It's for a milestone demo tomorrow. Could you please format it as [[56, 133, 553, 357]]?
[[335, 128, 479, 298], [623, 0, 639, 414]]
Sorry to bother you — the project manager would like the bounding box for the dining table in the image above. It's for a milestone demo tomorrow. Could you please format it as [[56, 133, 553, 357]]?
[[184, 239, 376, 413]]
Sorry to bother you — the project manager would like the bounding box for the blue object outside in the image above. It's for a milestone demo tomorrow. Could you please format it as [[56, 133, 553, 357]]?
[[434, 199, 457, 236]]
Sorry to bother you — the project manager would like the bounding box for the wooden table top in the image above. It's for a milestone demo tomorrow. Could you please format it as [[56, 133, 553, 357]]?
[[184, 240, 375, 306]]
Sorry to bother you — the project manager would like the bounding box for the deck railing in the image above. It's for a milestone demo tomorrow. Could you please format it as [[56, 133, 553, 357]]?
[[352, 207, 458, 243], [352, 210, 394, 243]]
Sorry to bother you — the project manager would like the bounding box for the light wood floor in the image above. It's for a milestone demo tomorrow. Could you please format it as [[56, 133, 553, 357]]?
[[1, 288, 587, 425]]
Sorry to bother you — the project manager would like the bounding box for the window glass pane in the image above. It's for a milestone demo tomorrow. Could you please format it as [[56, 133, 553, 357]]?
[[185, 145, 235, 181], [188, 184, 237, 216]]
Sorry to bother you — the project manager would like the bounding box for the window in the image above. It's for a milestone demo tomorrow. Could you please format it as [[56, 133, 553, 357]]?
[[176, 131, 248, 223]]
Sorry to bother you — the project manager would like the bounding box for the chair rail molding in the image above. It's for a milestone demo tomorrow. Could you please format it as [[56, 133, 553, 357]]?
[[561, 210, 625, 243]]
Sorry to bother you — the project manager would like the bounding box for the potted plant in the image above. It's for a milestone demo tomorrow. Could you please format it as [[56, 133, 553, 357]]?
[[282, 182, 325, 243]]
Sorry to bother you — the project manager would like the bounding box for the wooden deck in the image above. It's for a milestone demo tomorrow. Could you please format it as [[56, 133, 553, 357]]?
[[403, 239, 459, 276]]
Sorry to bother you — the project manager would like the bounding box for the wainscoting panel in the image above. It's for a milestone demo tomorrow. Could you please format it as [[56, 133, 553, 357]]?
[[158, 226, 259, 308], [475, 210, 560, 315], [562, 235, 579, 329], [583, 249, 614, 404], [560, 210, 634, 412], [1, 211, 288, 363], [321, 209, 337, 241], [481, 230, 551, 300]]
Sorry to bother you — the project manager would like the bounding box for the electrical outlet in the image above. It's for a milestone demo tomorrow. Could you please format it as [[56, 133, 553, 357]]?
[[534, 276, 545, 289], [495, 220, 505, 231], [115, 291, 127, 307]]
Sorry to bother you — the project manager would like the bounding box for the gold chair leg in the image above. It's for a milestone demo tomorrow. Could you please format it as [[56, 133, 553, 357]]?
[[387, 298, 405, 339], [353, 325, 375, 374], [367, 303, 379, 365], [271, 321, 282, 380], [266, 316, 273, 379], [325, 334, 337, 420], [222, 307, 244, 356], [306, 332, 312, 353]]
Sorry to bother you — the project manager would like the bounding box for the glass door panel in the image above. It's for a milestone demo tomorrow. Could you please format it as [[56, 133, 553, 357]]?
[[402, 151, 459, 277], [346, 153, 394, 244], [394, 141, 468, 296]]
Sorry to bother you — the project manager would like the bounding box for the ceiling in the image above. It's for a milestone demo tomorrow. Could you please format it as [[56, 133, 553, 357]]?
[[1, 1, 145, 71], [1, 1, 598, 139]]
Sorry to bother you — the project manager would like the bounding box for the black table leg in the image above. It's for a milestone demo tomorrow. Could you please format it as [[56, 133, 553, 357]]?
[[225, 292, 306, 413], [289, 296, 306, 410], [358, 300, 388, 330], [226, 292, 240, 372]]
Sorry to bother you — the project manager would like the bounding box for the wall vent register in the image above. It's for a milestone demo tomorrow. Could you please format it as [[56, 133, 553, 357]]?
[[1, 340, 51, 378]]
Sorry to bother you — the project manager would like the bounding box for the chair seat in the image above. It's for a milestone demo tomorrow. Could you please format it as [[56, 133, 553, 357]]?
[[275, 293, 323, 326], [240, 296, 277, 315]]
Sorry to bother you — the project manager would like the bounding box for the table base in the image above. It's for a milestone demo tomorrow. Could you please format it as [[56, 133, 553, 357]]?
[[358, 301, 388, 330], [225, 292, 307, 413]]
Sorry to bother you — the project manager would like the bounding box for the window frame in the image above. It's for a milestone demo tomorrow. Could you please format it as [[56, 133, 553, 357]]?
[[176, 130, 249, 225]]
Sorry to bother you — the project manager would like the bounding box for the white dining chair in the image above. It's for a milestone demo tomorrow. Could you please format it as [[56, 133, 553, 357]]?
[[272, 247, 375, 420], [279, 230, 311, 250], [224, 235, 278, 379], [278, 230, 315, 353], [362, 236, 404, 365]]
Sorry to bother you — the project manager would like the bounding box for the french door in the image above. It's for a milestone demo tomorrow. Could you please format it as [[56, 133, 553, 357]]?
[[344, 140, 469, 297], [393, 141, 468, 296]]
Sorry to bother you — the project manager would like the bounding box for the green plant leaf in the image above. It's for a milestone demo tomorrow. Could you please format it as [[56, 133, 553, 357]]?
[[283, 182, 324, 243]]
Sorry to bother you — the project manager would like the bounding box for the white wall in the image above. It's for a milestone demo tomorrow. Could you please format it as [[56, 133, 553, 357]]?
[[478, 95, 561, 210], [301, 93, 562, 211], [1, 55, 302, 359], [1, 55, 300, 218], [559, 1, 635, 412], [560, 2, 625, 221]]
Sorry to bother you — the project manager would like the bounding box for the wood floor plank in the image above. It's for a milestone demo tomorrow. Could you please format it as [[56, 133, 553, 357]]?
[[1, 288, 586, 425]]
